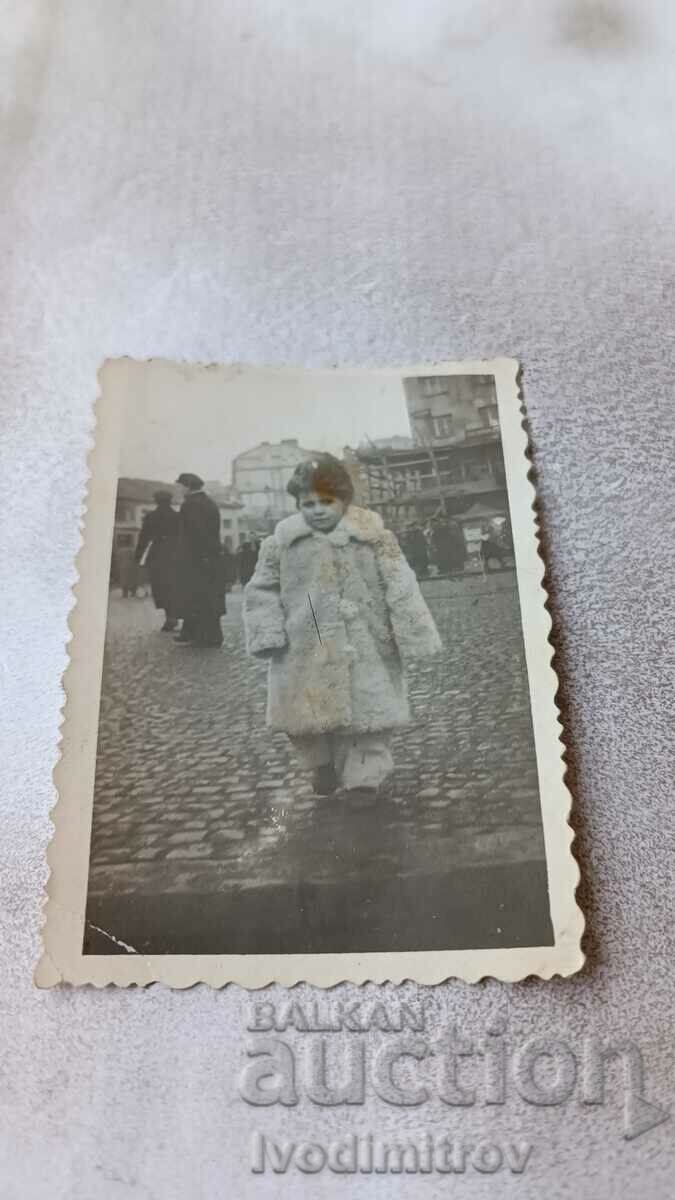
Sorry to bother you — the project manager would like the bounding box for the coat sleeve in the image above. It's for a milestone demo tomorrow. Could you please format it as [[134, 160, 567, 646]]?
[[243, 535, 288, 657], [377, 530, 442, 663]]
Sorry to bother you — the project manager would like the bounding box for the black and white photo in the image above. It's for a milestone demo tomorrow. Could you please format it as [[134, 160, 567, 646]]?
[[37, 359, 583, 986]]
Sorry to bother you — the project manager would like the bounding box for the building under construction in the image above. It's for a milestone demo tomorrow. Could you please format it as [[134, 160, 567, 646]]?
[[346, 374, 508, 540]]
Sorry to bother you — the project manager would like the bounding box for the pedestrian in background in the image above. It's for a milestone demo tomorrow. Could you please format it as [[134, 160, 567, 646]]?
[[236, 536, 259, 586], [400, 521, 429, 579], [431, 515, 466, 575], [221, 542, 238, 593], [109, 546, 119, 588], [479, 525, 505, 573], [173, 473, 225, 647], [134, 489, 180, 631], [117, 542, 140, 598], [243, 454, 442, 803]]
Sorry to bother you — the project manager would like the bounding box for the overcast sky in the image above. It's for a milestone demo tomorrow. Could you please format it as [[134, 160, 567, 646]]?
[[118, 362, 412, 483]]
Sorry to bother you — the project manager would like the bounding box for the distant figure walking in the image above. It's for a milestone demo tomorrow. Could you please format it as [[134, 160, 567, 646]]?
[[134, 490, 180, 631], [431, 516, 466, 575], [221, 542, 238, 592], [479, 527, 505, 572], [173, 473, 225, 647], [117, 544, 140, 598], [400, 522, 429, 579], [236, 536, 259, 587]]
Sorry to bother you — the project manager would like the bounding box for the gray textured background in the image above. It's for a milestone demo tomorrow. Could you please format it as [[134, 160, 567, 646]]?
[[1, 1, 673, 1195]]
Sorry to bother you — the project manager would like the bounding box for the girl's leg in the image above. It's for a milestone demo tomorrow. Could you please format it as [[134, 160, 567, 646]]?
[[334, 733, 394, 792], [288, 734, 338, 795], [288, 734, 331, 769]]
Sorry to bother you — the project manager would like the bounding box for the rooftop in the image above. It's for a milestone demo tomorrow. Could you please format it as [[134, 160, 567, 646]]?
[[355, 427, 501, 465], [233, 440, 322, 463]]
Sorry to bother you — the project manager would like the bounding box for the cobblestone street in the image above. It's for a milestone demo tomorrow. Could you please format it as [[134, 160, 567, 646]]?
[[85, 573, 552, 954]]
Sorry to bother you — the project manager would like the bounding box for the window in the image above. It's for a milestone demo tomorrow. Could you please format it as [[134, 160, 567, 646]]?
[[420, 376, 450, 399], [222, 518, 232, 529], [433, 415, 453, 438], [480, 404, 499, 427], [413, 415, 435, 444]]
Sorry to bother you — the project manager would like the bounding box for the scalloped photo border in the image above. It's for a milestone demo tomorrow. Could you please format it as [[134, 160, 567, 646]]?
[[36, 357, 584, 987]]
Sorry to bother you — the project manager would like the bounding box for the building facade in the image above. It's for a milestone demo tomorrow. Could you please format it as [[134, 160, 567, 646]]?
[[404, 374, 499, 445], [351, 375, 507, 531], [203, 481, 246, 549], [232, 439, 321, 529]]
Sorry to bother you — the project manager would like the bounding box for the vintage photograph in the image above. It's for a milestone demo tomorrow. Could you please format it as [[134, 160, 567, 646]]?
[[38, 359, 583, 986]]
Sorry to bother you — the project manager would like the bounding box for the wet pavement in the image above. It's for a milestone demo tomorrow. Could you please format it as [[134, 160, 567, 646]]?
[[84, 575, 552, 954]]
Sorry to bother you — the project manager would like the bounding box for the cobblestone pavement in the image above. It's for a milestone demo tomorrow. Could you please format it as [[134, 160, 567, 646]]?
[[87, 574, 547, 901]]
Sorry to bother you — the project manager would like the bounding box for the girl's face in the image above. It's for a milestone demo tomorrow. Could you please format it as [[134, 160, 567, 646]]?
[[298, 490, 346, 532]]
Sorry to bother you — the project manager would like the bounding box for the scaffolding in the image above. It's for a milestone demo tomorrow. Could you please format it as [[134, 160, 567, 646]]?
[[356, 431, 505, 528]]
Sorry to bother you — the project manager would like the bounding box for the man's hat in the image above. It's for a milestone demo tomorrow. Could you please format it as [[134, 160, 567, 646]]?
[[176, 472, 204, 490], [153, 489, 174, 503]]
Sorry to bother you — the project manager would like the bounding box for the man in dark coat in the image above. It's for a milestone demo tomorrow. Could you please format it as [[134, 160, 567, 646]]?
[[134, 490, 180, 630], [236, 536, 259, 586], [431, 516, 466, 575], [479, 525, 506, 572], [174, 473, 225, 647], [400, 522, 429, 579], [221, 542, 238, 592]]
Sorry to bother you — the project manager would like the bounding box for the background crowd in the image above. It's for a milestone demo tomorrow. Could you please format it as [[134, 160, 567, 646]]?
[[109, 473, 261, 647], [396, 514, 513, 579], [109, 476, 514, 649]]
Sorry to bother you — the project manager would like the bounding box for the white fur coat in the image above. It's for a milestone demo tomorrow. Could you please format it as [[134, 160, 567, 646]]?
[[243, 506, 442, 736]]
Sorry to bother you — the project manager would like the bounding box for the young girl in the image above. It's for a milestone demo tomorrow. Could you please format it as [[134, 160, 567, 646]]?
[[243, 455, 442, 800]]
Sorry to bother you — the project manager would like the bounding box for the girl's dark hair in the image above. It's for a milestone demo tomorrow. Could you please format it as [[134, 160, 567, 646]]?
[[286, 454, 355, 506]]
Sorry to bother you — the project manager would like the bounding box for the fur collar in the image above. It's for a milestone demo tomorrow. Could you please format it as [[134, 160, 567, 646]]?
[[274, 505, 385, 548]]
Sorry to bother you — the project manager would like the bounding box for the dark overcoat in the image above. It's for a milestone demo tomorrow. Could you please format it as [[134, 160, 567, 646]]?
[[174, 490, 225, 619], [431, 519, 466, 572], [401, 526, 429, 575], [135, 503, 179, 609], [237, 541, 259, 586], [222, 544, 238, 589]]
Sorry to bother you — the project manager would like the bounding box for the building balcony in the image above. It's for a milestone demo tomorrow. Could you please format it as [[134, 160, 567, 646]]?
[[367, 478, 506, 508]]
